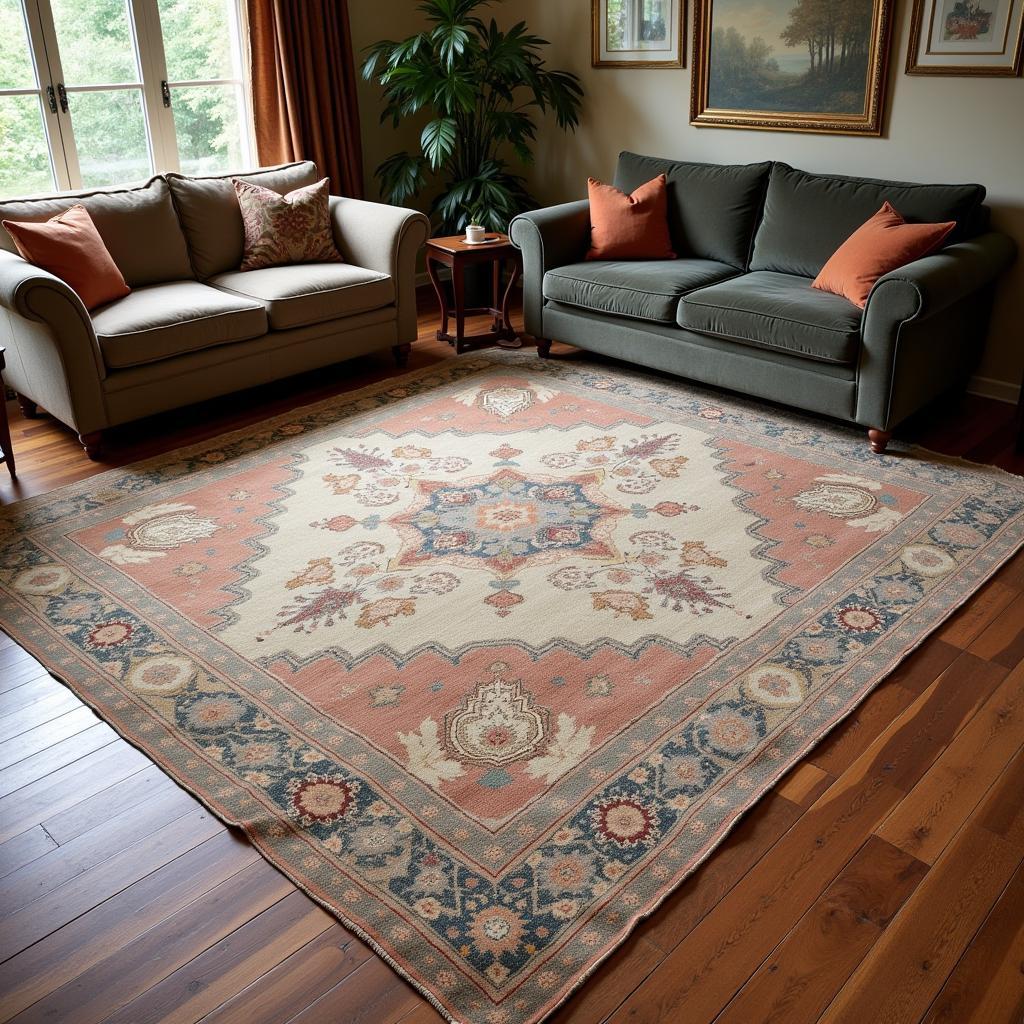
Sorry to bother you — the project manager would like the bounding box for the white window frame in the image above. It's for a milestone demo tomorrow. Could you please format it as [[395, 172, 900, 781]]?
[[3, 0, 254, 196]]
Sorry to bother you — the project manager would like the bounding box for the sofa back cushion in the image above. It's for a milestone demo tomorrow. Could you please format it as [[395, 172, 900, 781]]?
[[0, 177, 192, 287], [167, 161, 320, 279], [751, 163, 987, 279], [613, 152, 772, 269]]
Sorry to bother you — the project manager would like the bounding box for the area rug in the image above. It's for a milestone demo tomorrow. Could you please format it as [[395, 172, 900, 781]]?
[[1, 353, 1022, 1024]]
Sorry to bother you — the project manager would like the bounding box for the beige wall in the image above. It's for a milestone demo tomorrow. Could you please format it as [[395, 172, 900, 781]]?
[[351, 1, 1023, 391]]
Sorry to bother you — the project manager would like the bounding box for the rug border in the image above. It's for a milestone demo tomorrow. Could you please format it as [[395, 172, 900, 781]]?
[[1, 352, 1021, 1024]]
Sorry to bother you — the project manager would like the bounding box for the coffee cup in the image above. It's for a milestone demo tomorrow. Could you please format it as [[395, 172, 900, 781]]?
[[465, 224, 486, 244]]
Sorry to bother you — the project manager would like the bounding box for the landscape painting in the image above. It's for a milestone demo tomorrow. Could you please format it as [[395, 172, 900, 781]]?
[[691, 0, 894, 133]]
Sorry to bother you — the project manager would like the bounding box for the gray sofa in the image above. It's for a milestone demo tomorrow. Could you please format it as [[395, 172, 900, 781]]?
[[0, 161, 429, 459], [510, 152, 1016, 453]]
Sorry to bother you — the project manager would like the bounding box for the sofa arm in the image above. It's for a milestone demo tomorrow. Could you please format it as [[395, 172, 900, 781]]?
[[0, 250, 108, 434], [510, 201, 591, 338], [329, 197, 430, 346], [857, 231, 1017, 429]]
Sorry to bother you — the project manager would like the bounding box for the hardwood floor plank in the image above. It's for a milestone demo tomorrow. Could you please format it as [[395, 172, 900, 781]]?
[[0, 687, 79, 742], [0, 826, 57, 880], [0, 782, 201, 917], [875, 661, 1024, 864], [100, 889, 335, 1024], [40, 762, 179, 845], [0, 741, 149, 844], [936, 579, 1018, 648], [0, 723, 118, 800], [818, 825, 1021, 1023], [638, 792, 804, 954], [0, 659, 51, 694], [0, 704, 100, 772], [920, 864, 1024, 1024], [969, 591, 1024, 669], [0, 831, 258, 1022], [0, 805, 224, 962], [0, 675, 67, 717], [199, 924, 374, 1024], [977, 747, 1024, 850], [773, 761, 833, 807], [281, 956, 423, 1024], [713, 836, 927, 1024]]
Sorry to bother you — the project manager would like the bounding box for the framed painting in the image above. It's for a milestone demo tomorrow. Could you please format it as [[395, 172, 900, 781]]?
[[907, 0, 1024, 75], [690, 0, 894, 134], [592, 0, 686, 67]]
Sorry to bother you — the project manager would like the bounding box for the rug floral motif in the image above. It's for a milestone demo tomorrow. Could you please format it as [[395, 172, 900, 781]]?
[[1, 353, 1022, 1024]]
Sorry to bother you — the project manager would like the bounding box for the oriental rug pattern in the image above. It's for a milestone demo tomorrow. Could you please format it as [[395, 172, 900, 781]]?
[[1, 353, 1022, 1024]]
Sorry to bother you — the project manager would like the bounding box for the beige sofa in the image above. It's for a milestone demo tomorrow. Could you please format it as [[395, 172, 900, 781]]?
[[0, 161, 429, 459]]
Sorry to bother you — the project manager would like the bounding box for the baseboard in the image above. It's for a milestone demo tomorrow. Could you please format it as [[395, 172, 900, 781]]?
[[967, 374, 1021, 405]]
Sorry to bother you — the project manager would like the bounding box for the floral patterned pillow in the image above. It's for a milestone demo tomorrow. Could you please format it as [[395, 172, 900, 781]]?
[[232, 177, 343, 271]]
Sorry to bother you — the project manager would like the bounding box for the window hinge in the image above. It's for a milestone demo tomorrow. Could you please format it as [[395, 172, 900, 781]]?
[[161, 80, 171, 107], [56, 82, 68, 113], [46, 85, 57, 114]]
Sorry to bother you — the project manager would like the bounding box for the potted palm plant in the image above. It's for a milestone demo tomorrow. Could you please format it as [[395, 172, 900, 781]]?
[[362, 0, 584, 234]]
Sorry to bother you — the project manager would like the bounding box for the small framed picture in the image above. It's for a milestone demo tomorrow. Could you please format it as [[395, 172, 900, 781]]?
[[592, 0, 686, 67], [907, 0, 1023, 75]]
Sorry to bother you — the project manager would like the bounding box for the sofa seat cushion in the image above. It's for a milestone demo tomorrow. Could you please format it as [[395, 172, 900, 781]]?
[[209, 264, 394, 330], [543, 259, 738, 324], [678, 271, 863, 365], [93, 281, 267, 370]]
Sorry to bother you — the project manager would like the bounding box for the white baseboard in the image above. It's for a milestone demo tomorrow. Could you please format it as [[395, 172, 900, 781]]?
[[967, 374, 1021, 405]]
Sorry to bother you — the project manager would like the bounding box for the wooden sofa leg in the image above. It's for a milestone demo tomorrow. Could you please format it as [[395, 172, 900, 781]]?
[[537, 339, 553, 359], [868, 429, 892, 454], [78, 431, 103, 461], [16, 393, 38, 419], [392, 343, 411, 368]]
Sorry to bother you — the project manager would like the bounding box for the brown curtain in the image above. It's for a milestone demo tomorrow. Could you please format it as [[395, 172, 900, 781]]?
[[247, 0, 364, 198]]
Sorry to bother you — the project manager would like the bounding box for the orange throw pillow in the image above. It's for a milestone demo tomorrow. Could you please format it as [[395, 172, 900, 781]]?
[[587, 174, 676, 261], [3, 204, 129, 311], [812, 201, 955, 308]]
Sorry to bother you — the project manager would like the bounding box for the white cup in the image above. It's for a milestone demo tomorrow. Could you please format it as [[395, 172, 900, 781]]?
[[465, 224, 485, 244]]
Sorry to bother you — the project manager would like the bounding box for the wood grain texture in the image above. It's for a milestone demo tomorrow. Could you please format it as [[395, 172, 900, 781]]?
[[0, 293, 1021, 1023]]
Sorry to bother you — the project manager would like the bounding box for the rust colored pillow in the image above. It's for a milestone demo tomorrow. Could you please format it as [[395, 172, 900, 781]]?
[[2, 204, 130, 310], [233, 177, 343, 271], [812, 201, 955, 308], [586, 174, 676, 261]]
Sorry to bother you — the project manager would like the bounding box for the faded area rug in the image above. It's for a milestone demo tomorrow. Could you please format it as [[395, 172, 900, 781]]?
[[1, 353, 1022, 1024]]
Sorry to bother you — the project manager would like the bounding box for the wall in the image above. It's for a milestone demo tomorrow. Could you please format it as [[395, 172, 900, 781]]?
[[511, 0, 1024, 395]]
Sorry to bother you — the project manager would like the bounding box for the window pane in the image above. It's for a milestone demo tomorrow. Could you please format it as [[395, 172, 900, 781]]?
[[0, 0, 36, 89], [70, 88, 150, 186], [0, 94, 55, 194], [49, 0, 140, 86], [171, 84, 244, 175], [158, 0, 237, 81]]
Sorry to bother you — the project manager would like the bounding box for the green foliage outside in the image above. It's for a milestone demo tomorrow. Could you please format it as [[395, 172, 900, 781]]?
[[363, 0, 583, 233], [0, 0, 243, 196], [709, 0, 873, 114]]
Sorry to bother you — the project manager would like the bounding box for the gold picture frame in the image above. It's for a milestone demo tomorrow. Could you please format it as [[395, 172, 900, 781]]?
[[592, 0, 686, 68], [690, 0, 894, 135], [906, 0, 1024, 75]]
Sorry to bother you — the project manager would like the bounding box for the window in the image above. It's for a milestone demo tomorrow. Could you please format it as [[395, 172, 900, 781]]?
[[0, 0, 253, 196]]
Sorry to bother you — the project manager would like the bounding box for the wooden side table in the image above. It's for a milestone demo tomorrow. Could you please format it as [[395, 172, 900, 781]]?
[[0, 348, 15, 478], [425, 233, 522, 354]]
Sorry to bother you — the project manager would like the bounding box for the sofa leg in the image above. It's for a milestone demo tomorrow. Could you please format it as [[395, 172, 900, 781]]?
[[78, 431, 103, 461], [537, 339, 553, 359], [16, 393, 38, 419], [868, 429, 892, 455], [392, 343, 411, 368]]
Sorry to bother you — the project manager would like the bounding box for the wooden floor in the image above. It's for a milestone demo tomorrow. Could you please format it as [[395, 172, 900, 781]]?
[[1, 293, 1023, 1024]]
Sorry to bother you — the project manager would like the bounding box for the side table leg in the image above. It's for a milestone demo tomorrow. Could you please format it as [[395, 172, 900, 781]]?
[[452, 261, 466, 354], [426, 255, 449, 342], [499, 262, 522, 344], [0, 404, 14, 478]]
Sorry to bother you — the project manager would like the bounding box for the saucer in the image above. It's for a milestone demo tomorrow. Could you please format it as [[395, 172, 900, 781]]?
[[463, 235, 501, 245]]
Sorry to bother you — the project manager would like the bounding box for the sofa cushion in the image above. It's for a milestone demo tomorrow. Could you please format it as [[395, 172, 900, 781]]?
[[544, 259, 738, 324], [209, 264, 394, 330], [613, 152, 772, 269], [92, 281, 267, 369], [751, 163, 987, 279], [166, 161, 320, 279], [678, 271, 863, 365], [0, 177, 193, 287]]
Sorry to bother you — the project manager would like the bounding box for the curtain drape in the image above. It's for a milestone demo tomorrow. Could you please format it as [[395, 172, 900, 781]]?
[[247, 0, 364, 198]]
